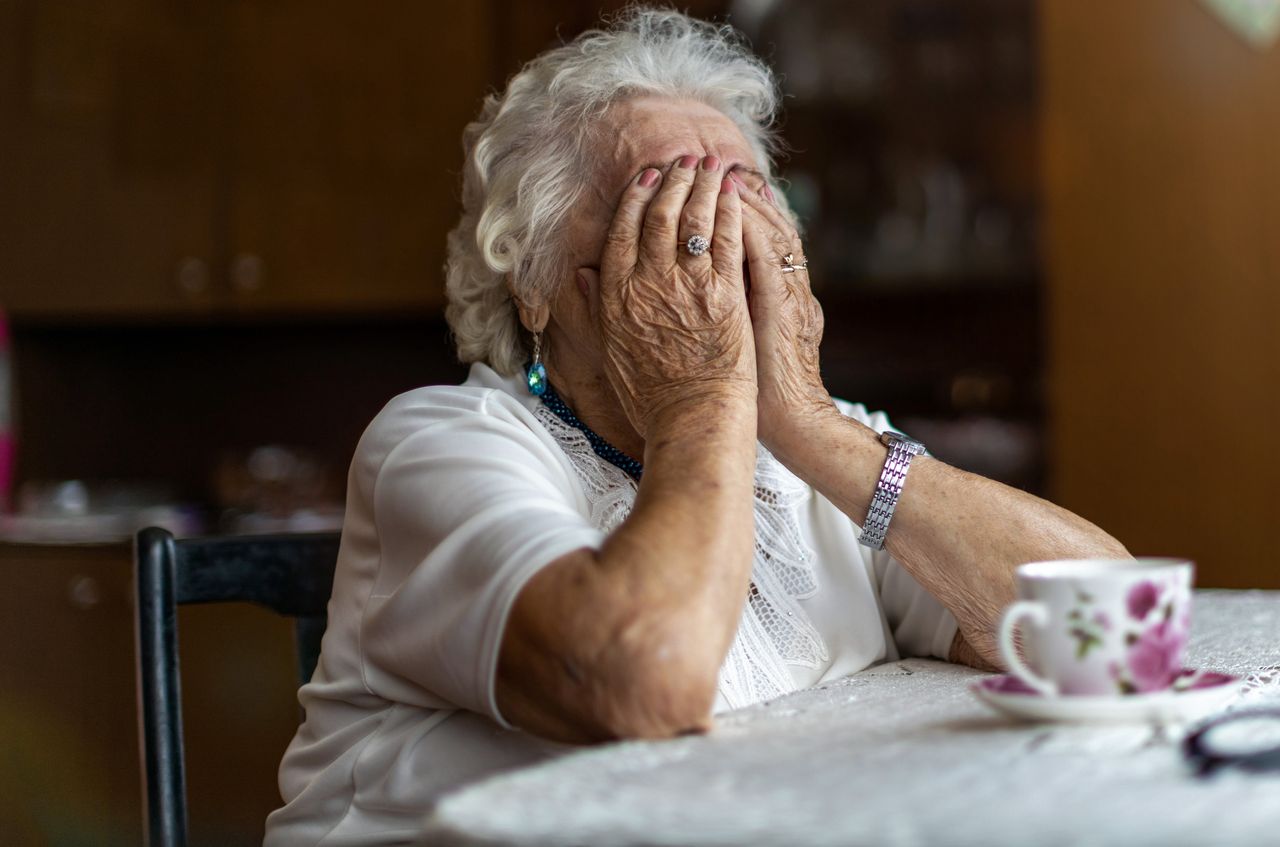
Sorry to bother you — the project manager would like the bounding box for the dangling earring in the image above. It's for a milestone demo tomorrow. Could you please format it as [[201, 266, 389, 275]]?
[[526, 331, 547, 396]]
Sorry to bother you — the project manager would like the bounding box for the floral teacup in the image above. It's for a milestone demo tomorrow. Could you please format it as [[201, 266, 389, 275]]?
[[997, 558, 1194, 697]]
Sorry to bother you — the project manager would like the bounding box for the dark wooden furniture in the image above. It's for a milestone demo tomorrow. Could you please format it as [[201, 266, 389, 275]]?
[[0, 1, 491, 319], [133, 527, 340, 847]]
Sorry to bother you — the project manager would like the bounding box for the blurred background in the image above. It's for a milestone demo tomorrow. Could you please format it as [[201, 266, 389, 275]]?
[[1, 0, 1277, 843]]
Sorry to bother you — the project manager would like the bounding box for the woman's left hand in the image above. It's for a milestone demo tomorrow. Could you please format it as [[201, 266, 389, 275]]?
[[733, 171, 837, 452]]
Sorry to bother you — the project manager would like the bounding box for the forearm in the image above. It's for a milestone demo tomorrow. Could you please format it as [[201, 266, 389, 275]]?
[[499, 391, 757, 742], [949, 629, 1000, 671], [599, 392, 758, 670], [771, 410, 1130, 664]]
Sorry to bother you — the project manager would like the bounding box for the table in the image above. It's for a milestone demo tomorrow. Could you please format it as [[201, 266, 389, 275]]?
[[423, 590, 1280, 847]]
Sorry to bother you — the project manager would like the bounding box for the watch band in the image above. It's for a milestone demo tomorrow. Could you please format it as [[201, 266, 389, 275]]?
[[859, 431, 927, 551]]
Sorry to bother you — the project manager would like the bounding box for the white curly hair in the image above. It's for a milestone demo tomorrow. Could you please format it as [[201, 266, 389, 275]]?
[[444, 5, 784, 376]]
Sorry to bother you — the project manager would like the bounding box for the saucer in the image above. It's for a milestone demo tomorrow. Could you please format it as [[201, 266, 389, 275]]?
[[971, 669, 1242, 724]]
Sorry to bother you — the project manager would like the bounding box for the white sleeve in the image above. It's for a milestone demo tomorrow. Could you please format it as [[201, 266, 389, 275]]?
[[834, 398, 959, 661], [871, 550, 959, 660], [360, 398, 604, 727]]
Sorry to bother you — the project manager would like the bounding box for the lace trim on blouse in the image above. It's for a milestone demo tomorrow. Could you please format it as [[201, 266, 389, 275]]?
[[533, 402, 829, 710]]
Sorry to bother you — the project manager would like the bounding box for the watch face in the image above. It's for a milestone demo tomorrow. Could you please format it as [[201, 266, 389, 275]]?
[[881, 430, 927, 454]]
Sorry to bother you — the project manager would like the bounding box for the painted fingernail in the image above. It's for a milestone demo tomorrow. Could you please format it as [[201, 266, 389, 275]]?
[[576, 271, 588, 297], [639, 168, 660, 187], [702, 155, 721, 171], [721, 176, 735, 195], [677, 154, 698, 169], [763, 184, 776, 203]]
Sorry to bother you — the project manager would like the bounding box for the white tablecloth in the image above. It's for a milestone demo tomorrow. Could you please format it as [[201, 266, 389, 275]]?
[[424, 590, 1280, 847]]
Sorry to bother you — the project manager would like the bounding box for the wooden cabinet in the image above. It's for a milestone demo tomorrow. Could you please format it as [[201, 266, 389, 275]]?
[[0, 544, 141, 844], [221, 0, 491, 315], [0, 1, 492, 320], [0, 2, 219, 318], [0, 542, 305, 846]]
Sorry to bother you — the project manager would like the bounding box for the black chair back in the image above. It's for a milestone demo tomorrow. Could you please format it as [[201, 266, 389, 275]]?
[[133, 526, 340, 847]]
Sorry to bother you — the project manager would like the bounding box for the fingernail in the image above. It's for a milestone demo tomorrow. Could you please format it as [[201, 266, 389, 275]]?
[[721, 176, 735, 195], [763, 184, 776, 203], [639, 168, 660, 187], [729, 170, 747, 187], [576, 271, 588, 297], [677, 154, 698, 169], [702, 155, 721, 171]]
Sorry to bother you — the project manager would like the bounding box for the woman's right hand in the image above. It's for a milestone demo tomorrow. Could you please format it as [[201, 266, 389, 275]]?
[[591, 155, 755, 437]]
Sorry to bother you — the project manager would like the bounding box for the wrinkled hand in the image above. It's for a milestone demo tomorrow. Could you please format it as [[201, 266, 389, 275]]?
[[591, 157, 756, 436], [732, 171, 835, 450]]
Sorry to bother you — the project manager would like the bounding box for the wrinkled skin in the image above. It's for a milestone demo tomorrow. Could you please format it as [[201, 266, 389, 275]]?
[[497, 98, 772, 740], [525, 96, 822, 461], [732, 169, 837, 448], [593, 151, 754, 436]]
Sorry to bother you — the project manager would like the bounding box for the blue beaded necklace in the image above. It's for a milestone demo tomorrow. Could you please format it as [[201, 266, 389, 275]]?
[[537, 377, 644, 482]]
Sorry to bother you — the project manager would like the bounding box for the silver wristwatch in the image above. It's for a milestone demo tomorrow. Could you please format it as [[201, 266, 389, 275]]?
[[858, 430, 928, 551]]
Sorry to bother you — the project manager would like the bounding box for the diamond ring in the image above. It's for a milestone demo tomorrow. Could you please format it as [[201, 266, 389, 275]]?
[[685, 234, 710, 257]]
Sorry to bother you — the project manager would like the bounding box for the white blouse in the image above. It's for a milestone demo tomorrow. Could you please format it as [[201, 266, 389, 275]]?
[[264, 363, 957, 846]]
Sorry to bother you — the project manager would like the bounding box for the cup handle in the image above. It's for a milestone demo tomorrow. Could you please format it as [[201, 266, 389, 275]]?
[[998, 600, 1057, 696]]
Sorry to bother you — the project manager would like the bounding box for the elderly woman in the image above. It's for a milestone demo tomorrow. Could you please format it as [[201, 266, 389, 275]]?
[[265, 8, 1126, 844]]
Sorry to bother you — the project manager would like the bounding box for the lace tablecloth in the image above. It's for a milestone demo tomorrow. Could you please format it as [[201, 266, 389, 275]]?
[[424, 589, 1280, 847]]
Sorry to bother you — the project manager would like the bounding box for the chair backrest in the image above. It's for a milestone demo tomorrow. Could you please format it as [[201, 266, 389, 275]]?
[[133, 526, 340, 847]]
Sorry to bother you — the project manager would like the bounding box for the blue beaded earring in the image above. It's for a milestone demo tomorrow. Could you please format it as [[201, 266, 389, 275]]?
[[526, 332, 547, 396]]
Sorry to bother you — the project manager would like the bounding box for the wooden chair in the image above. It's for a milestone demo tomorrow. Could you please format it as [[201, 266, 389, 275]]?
[[133, 526, 340, 847]]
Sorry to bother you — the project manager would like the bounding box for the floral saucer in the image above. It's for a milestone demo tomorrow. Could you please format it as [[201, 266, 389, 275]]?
[[971, 669, 1242, 724]]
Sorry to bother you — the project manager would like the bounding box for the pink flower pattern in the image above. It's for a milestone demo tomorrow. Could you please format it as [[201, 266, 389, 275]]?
[[1125, 619, 1188, 693], [1126, 580, 1160, 620]]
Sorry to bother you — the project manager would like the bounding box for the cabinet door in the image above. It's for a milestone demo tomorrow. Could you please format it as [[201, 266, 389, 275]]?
[[0, 545, 139, 844], [0, 1, 218, 318], [222, 1, 493, 314], [0, 542, 306, 845]]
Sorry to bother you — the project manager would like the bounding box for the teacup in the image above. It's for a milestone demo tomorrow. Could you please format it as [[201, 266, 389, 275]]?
[[997, 558, 1194, 697]]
